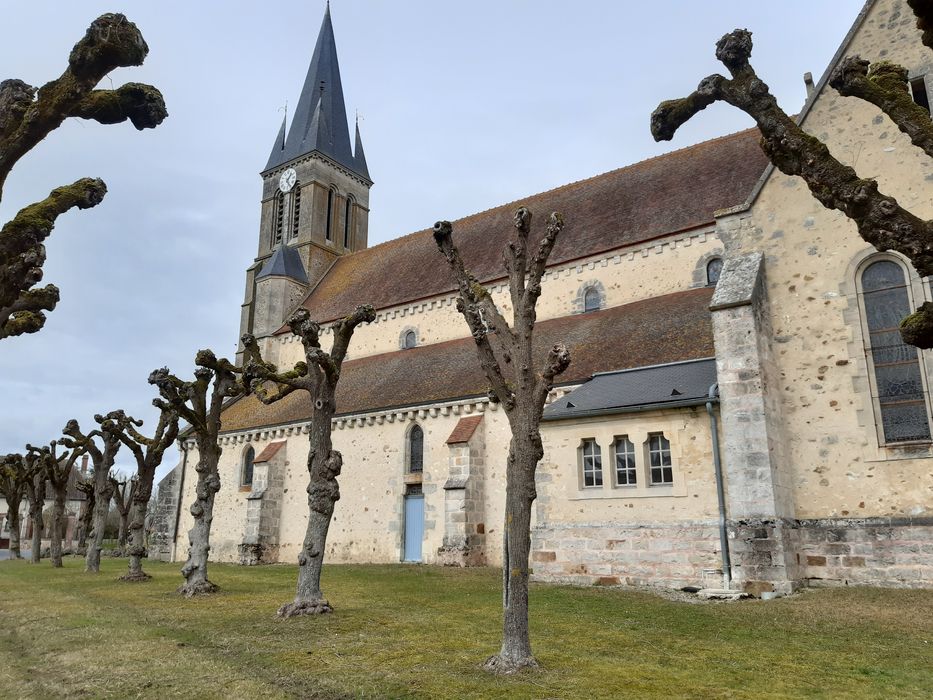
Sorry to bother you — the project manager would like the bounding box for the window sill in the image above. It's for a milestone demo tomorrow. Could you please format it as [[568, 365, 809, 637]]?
[[570, 486, 685, 500]]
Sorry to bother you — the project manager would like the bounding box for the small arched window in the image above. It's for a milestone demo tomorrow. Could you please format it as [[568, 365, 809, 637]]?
[[402, 329, 417, 349], [706, 257, 723, 286], [344, 195, 353, 249], [325, 187, 335, 242], [613, 436, 636, 486], [241, 445, 255, 487], [273, 191, 285, 245], [860, 259, 932, 443], [583, 287, 601, 313], [290, 182, 301, 239], [646, 433, 672, 485], [408, 425, 424, 473]]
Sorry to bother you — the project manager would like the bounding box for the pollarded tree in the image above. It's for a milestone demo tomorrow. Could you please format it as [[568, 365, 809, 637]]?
[[433, 208, 570, 673], [109, 475, 135, 552], [21, 451, 46, 563], [149, 350, 247, 596], [28, 439, 87, 567], [60, 417, 122, 573], [650, 1, 933, 346], [242, 306, 375, 617], [0, 13, 167, 339], [105, 407, 179, 582], [0, 453, 28, 558], [75, 478, 94, 551]]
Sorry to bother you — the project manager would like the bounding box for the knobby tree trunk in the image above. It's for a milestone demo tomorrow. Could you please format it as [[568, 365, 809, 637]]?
[[100, 408, 178, 582], [86, 476, 114, 572], [242, 305, 375, 617], [282, 398, 339, 616], [25, 472, 46, 564], [49, 491, 66, 567], [76, 482, 94, 550], [433, 208, 569, 673], [149, 351, 243, 596], [7, 509, 22, 558], [178, 441, 221, 596]]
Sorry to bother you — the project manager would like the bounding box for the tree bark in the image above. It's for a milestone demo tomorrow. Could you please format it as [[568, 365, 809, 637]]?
[[25, 475, 46, 563], [486, 434, 540, 672], [178, 441, 221, 596], [433, 210, 569, 673], [123, 496, 150, 581], [76, 483, 94, 550], [6, 507, 22, 558], [85, 475, 113, 572], [278, 399, 339, 617], [49, 490, 66, 567]]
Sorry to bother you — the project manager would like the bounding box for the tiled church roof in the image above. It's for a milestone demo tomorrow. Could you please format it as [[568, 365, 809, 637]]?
[[222, 287, 714, 433], [293, 128, 765, 325]]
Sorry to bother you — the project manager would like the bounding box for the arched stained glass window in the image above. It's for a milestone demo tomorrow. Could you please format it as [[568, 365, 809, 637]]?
[[241, 445, 255, 487], [707, 257, 723, 286], [583, 287, 601, 313], [408, 425, 423, 473], [861, 259, 932, 443]]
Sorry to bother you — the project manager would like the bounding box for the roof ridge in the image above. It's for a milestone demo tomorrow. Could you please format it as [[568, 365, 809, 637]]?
[[335, 126, 760, 257]]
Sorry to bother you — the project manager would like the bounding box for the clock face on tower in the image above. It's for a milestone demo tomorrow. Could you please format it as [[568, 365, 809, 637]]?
[[279, 168, 297, 193]]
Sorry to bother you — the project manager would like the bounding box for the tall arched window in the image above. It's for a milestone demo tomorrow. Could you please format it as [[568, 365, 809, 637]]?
[[325, 187, 335, 242], [241, 445, 255, 487], [583, 287, 601, 313], [707, 257, 723, 286], [402, 329, 417, 349], [290, 182, 301, 239], [860, 259, 932, 443], [408, 425, 423, 473], [273, 191, 285, 245], [344, 195, 353, 249]]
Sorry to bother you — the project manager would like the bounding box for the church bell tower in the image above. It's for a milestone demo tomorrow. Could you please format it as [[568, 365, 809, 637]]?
[[238, 3, 372, 358]]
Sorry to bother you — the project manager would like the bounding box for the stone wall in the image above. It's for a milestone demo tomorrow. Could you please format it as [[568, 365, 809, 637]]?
[[532, 520, 725, 588], [150, 465, 182, 562]]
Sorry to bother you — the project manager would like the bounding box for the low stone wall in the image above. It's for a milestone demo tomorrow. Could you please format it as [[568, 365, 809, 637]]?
[[532, 517, 933, 590], [793, 517, 933, 588], [531, 520, 725, 588]]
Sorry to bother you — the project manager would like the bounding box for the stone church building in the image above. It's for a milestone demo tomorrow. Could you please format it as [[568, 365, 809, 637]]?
[[153, 0, 932, 594]]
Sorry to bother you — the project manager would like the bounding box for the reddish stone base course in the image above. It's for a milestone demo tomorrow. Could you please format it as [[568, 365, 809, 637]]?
[[532, 517, 933, 590]]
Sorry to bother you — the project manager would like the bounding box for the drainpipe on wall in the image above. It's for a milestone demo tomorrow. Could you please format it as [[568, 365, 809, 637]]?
[[706, 383, 732, 589], [171, 440, 189, 563]]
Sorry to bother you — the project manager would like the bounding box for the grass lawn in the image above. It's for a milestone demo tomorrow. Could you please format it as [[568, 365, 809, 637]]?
[[0, 559, 930, 699]]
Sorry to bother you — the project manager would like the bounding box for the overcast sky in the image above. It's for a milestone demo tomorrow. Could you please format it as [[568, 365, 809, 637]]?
[[0, 0, 865, 481]]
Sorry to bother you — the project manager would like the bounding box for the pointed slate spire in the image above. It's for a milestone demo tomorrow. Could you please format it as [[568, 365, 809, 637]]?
[[264, 114, 287, 172], [264, 3, 363, 178], [353, 118, 370, 180]]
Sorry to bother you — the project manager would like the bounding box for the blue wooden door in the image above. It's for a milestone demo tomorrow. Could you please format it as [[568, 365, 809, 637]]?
[[403, 495, 424, 562]]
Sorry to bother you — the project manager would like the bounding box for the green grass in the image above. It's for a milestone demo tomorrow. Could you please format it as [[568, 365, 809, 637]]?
[[0, 559, 930, 699]]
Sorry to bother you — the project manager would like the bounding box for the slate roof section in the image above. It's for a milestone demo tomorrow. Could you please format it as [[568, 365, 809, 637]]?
[[257, 245, 309, 284], [292, 128, 767, 325], [264, 5, 365, 179], [254, 441, 286, 463], [543, 358, 717, 421], [446, 416, 483, 445], [221, 287, 715, 433]]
